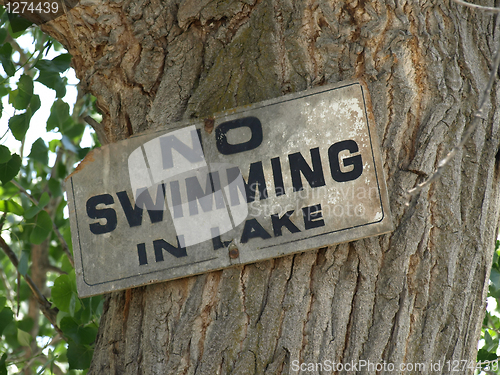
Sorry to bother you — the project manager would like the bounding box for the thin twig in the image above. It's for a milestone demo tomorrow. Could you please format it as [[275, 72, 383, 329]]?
[[84, 115, 109, 145], [451, 0, 500, 12], [23, 353, 65, 375], [0, 36, 47, 86], [10, 180, 74, 267], [477, 359, 500, 375], [16, 272, 20, 316], [46, 265, 68, 275], [18, 334, 65, 375], [0, 235, 63, 338], [0, 266, 14, 303], [10, 180, 38, 206], [0, 128, 9, 141], [408, 16, 500, 198], [0, 213, 14, 303]]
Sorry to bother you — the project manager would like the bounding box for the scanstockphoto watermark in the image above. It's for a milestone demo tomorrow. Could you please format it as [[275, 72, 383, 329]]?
[[290, 359, 496, 373], [248, 184, 380, 219], [291, 360, 423, 373]]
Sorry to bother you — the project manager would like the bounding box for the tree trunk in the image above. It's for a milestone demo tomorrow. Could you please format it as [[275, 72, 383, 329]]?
[[43, 0, 500, 373]]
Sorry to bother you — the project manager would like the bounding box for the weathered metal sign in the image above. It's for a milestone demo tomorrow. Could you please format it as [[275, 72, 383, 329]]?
[[66, 80, 393, 297]]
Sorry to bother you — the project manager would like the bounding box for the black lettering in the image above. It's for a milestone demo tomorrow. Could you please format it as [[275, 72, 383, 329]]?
[[211, 227, 231, 250], [328, 140, 363, 182], [137, 243, 148, 265], [227, 162, 268, 204], [271, 157, 285, 196], [116, 184, 165, 227], [116, 191, 142, 227], [271, 211, 300, 237], [160, 129, 204, 169], [302, 204, 325, 230], [196, 128, 204, 153], [289, 147, 326, 192], [216, 116, 263, 155], [154, 237, 187, 260], [186, 172, 225, 216], [86, 194, 117, 234], [241, 218, 272, 243]]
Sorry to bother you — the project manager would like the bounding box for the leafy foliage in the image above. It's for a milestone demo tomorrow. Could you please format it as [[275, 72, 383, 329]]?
[[0, 6, 102, 374], [476, 240, 500, 374]]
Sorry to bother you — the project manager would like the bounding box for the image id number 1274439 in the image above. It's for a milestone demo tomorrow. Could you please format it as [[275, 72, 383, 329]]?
[[5, 1, 59, 13]]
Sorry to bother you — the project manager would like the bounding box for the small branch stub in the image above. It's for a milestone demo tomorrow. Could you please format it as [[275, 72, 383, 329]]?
[[228, 244, 239, 259], [204, 117, 215, 134]]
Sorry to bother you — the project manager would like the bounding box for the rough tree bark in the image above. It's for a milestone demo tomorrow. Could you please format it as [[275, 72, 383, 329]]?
[[41, 0, 500, 373]]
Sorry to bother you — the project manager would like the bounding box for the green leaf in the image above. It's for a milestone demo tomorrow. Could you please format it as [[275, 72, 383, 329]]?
[[17, 329, 32, 347], [0, 44, 15, 77], [56, 161, 67, 179], [60, 318, 97, 345], [0, 85, 9, 98], [36, 69, 66, 98], [0, 154, 21, 184], [67, 342, 93, 370], [0, 199, 24, 215], [28, 138, 49, 165], [48, 178, 63, 197], [53, 271, 81, 316], [51, 54, 72, 72], [25, 192, 50, 219], [30, 94, 41, 113], [18, 250, 29, 276], [7, 13, 33, 34], [35, 54, 72, 73], [48, 139, 60, 152], [63, 123, 84, 139], [483, 329, 497, 352], [9, 75, 33, 110], [78, 147, 90, 160], [477, 347, 498, 362], [77, 297, 92, 323], [47, 99, 71, 132], [52, 274, 73, 312], [0, 307, 13, 336], [30, 210, 52, 244], [9, 113, 30, 141], [56, 310, 70, 327], [490, 268, 500, 290], [0, 145, 11, 164], [0, 353, 7, 375], [59, 318, 79, 341], [69, 293, 81, 317], [0, 28, 7, 45], [17, 317, 34, 333]]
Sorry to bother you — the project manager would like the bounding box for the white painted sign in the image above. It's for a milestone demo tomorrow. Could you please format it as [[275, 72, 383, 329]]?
[[66, 80, 393, 297]]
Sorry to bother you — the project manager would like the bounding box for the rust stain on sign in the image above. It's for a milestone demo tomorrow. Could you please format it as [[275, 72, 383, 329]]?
[[204, 117, 215, 134], [66, 149, 96, 180]]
